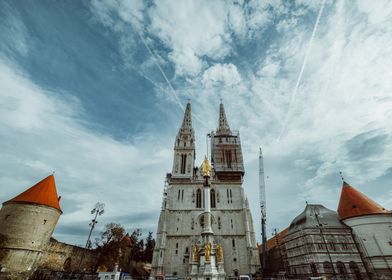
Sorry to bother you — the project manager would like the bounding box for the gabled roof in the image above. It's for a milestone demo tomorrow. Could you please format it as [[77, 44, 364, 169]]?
[[337, 181, 389, 220], [5, 175, 62, 212]]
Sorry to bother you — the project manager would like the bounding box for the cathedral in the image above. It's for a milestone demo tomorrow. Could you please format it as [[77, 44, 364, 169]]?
[[150, 103, 261, 280]]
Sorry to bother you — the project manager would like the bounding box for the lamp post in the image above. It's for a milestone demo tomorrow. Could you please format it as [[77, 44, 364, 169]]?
[[78, 202, 105, 272]]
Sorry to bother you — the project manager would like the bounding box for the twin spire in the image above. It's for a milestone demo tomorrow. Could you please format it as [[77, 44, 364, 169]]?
[[179, 102, 230, 134]]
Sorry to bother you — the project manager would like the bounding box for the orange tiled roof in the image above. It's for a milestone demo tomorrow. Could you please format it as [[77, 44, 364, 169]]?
[[337, 181, 388, 220], [6, 175, 62, 212], [258, 227, 288, 252]]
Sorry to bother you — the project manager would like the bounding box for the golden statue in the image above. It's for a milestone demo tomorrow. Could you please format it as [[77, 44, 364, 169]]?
[[192, 244, 199, 262], [216, 243, 223, 263], [204, 242, 212, 262], [202, 156, 211, 177]]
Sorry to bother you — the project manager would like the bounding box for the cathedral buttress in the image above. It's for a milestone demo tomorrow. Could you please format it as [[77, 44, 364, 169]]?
[[171, 103, 195, 179]]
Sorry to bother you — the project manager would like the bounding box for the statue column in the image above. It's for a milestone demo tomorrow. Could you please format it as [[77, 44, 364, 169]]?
[[202, 171, 213, 235]]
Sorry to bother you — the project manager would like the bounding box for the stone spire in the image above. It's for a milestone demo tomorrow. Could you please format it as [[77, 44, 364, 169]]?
[[180, 102, 192, 133], [217, 103, 230, 135], [172, 102, 195, 178], [175, 102, 194, 145]]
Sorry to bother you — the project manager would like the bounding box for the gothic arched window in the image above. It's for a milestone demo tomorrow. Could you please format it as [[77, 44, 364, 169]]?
[[180, 154, 187, 174], [337, 262, 347, 279], [63, 257, 72, 271], [349, 262, 362, 280], [196, 189, 202, 208], [310, 263, 318, 277], [226, 150, 232, 168], [211, 189, 216, 208], [323, 261, 333, 274]]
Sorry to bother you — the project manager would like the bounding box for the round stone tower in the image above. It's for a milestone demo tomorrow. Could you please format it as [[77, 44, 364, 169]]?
[[338, 181, 392, 279], [0, 175, 62, 279]]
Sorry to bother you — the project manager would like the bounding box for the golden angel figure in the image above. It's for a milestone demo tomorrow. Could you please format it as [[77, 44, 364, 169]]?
[[216, 243, 223, 263], [204, 242, 212, 262], [192, 244, 199, 262]]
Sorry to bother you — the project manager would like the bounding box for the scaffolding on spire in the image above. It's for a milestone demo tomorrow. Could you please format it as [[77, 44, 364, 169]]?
[[259, 147, 268, 274]]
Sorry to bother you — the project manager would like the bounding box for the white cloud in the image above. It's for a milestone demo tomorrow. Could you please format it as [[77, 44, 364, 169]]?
[[147, 0, 233, 77], [90, 0, 146, 31], [3, 0, 392, 244], [356, 0, 392, 25], [89, 0, 277, 78], [202, 63, 242, 87], [0, 59, 172, 244], [183, 0, 392, 237]]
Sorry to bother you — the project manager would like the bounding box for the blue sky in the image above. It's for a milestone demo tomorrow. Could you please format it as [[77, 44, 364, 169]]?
[[0, 0, 391, 246]]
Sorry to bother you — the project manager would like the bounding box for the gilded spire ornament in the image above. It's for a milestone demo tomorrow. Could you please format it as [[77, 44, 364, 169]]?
[[202, 156, 211, 177]]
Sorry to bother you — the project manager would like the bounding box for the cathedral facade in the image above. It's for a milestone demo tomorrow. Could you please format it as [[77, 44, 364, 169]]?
[[151, 103, 260, 279]]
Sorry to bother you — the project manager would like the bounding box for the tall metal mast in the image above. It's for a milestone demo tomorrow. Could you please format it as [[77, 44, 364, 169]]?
[[259, 147, 268, 273]]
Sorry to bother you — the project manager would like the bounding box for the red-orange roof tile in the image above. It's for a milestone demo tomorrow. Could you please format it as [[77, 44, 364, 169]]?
[[337, 181, 388, 220], [6, 175, 62, 212], [258, 228, 288, 252]]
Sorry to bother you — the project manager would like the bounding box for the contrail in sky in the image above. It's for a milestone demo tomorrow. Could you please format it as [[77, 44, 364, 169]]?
[[278, 0, 327, 140], [138, 32, 184, 110], [138, 32, 208, 128]]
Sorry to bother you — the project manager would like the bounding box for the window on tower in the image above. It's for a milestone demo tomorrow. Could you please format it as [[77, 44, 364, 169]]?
[[180, 154, 187, 174], [211, 189, 216, 208], [200, 215, 206, 228], [196, 189, 202, 208], [226, 150, 232, 168]]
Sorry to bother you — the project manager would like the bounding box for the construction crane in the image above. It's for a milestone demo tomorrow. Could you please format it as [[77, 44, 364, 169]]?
[[259, 147, 268, 274]]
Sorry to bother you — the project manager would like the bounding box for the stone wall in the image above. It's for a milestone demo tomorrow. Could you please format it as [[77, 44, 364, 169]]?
[[38, 238, 98, 273], [0, 203, 61, 279]]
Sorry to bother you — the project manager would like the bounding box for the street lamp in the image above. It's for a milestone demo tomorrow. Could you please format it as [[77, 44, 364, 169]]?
[[78, 202, 105, 272]]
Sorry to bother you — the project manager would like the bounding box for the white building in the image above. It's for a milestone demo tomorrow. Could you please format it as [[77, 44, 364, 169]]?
[[284, 204, 368, 280], [150, 103, 260, 279], [338, 182, 392, 279]]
